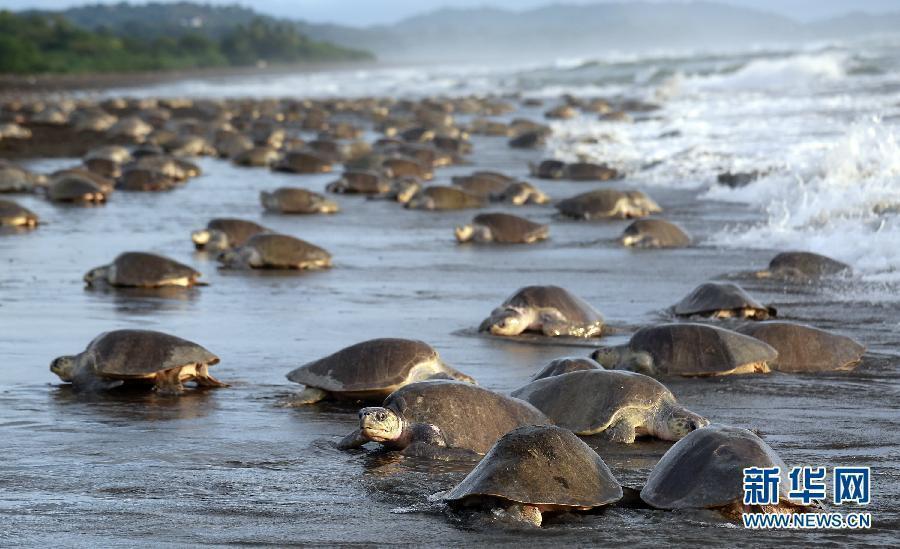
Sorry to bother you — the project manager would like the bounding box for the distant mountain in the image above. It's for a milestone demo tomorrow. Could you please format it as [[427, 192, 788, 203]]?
[[31, 1, 900, 63]]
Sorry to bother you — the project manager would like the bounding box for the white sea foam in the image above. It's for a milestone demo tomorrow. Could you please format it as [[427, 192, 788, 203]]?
[[705, 120, 900, 283], [685, 52, 847, 91]]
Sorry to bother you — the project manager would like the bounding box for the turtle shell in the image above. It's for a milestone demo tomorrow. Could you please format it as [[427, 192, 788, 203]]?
[[622, 218, 690, 247], [511, 370, 671, 434], [564, 162, 620, 181], [627, 323, 778, 376], [261, 187, 329, 213], [0, 199, 38, 226], [641, 424, 790, 509], [274, 151, 331, 174], [383, 380, 550, 454], [452, 177, 509, 197], [328, 171, 387, 194], [530, 356, 603, 381], [502, 285, 603, 326], [47, 176, 104, 202], [286, 338, 460, 395], [767, 251, 851, 278], [206, 218, 268, 248], [242, 233, 331, 268], [445, 425, 622, 508], [556, 189, 626, 219], [673, 282, 769, 316], [413, 186, 484, 210], [80, 329, 219, 377], [736, 322, 865, 373], [107, 252, 199, 287], [473, 213, 547, 243]]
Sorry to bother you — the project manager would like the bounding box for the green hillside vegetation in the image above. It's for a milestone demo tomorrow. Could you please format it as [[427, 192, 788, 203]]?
[[0, 10, 373, 74]]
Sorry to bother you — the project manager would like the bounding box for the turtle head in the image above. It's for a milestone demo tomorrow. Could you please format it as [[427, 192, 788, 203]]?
[[192, 229, 229, 251], [217, 247, 256, 269], [479, 307, 528, 336], [50, 355, 77, 382], [655, 404, 709, 441], [83, 265, 108, 286], [454, 224, 474, 243], [593, 347, 655, 375], [359, 407, 404, 443], [391, 179, 420, 204], [259, 191, 278, 211], [405, 194, 434, 210]]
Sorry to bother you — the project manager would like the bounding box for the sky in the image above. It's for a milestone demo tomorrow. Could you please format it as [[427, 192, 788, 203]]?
[[3, 0, 898, 26]]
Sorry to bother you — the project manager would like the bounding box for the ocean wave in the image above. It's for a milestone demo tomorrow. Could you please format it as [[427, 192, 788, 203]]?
[[705, 119, 900, 283], [684, 52, 847, 91]]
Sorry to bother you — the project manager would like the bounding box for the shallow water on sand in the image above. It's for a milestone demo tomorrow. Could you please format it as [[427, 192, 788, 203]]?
[[2, 132, 899, 545]]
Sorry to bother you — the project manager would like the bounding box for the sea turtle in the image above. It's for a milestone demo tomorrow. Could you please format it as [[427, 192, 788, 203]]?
[[217, 233, 332, 270], [563, 162, 620, 181], [455, 213, 549, 244], [480, 285, 605, 337], [260, 187, 339, 214], [755, 251, 852, 280], [545, 104, 577, 119], [325, 171, 390, 195], [452, 177, 509, 198], [405, 186, 485, 211], [84, 252, 203, 288], [530, 159, 566, 179], [0, 122, 31, 139], [640, 425, 815, 520], [591, 323, 778, 376], [620, 219, 691, 248], [0, 199, 39, 228], [511, 370, 708, 442], [51, 169, 115, 194], [736, 322, 865, 373], [673, 282, 775, 320], [214, 131, 253, 159], [556, 189, 661, 219], [234, 146, 280, 167], [376, 178, 421, 204], [47, 176, 106, 204], [444, 425, 623, 527], [285, 338, 475, 405], [529, 356, 603, 381], [493, 182, 550, 205], [107, 116, 153, 140], [126, 155, 199, 181], [117, 168, 178, 192], [382, 157, 433, 180], [508, 130, 546, 149], [191, 218, 270, 252], [0, 163, 47, 193], [50, 329, 227, 394], [337, 380, 550, 453]]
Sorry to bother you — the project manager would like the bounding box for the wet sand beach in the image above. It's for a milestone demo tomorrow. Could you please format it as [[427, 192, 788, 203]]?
[[2, 40, 900, 546]]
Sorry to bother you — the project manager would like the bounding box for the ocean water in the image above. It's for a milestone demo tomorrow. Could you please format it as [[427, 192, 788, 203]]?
[[108, 36, 900, 288], [2, 36, 898, 545]]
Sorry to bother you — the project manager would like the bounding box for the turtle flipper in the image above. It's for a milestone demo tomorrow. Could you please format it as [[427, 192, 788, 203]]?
[[154, 367, 185, 396], [282, 387, 329, 406], [496, 503, 542, 527], [606, 417, 641, 443], [336, 429, 368, 450], [195, 364, 229, 388], [72, 367, 124, 392]]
